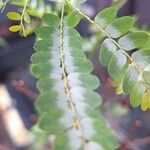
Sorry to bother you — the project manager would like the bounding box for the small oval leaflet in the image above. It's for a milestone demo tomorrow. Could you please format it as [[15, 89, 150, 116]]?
[[9, 25, 21, 32], [7, 11, 21, 21]]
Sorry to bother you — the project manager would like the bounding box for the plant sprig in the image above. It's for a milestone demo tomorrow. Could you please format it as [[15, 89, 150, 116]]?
[[7, 0, 30, 36], [65, 0, 150, 111], [65, 0, 142, 79]]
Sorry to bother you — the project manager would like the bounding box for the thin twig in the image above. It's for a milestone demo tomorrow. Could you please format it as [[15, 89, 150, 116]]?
[[20, 0, 28, 36]]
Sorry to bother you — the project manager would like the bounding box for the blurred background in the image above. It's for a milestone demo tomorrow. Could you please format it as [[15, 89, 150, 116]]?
[[0, 0, 150, 150]]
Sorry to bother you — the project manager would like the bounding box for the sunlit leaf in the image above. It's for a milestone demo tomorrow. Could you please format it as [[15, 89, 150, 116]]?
[[64, 11, 82, 27], [108, 50, 128, 79], [99, 38, 117, 66], [9, 25, 21, 32], [7, 12, 21, 21], [97, 6, 150, 111]]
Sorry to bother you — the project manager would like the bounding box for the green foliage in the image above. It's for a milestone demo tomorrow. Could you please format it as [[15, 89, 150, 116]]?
[[95, 7, 117, 29], [6, 11, 21, 20], [24, 10, 31, 23], [10, 0, 51, 17], [30, 125, 49, 150], [26, 0, 51, 17], [119, 32, 149, 50], [97, 7, 150, 111], [4, 0, 52, 36], [105, 16, 134, 38], [4, 0, 150, 149], [9, 25, 21, 32], [31, 12, 119, 150], [6, 0, 29, 36], [64, 11, 82, 27]]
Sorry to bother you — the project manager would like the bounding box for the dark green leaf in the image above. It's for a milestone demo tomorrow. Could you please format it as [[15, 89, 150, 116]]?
[[9, 25, 21, 32], [7, 11, 21, 20]]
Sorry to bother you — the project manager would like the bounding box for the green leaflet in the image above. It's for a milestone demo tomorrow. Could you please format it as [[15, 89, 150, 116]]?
[[27, 0, 50, 17], [85, 108, 119, 149], [99, 38, 117, 66], [106, 16, 134, 38], [43, 13, 60, 27], [131, 50, 150, 69], [34, 26, 60, 40], [31, 125, 49, 149], [38, 106, 65, 133], [98, 7, 150, 110], [119, 32, 149, 51], [65, 57, 93, 74], [130, 50, 150, 109], [67, 73, 100, 89], [141, 38, 150, 51], [9, 25, 21, 32], [130, 82, 146, 107], [31, 13, 119, 150], [10, 0, 51, 20], [11, 0, 26, 6], [36, 92, 58, 113], [70, 87, 101, 108], [53, 107, 118, 150], [95, 7, 117, 29], [64, 11, 82, 27], [37, 73, 100, 93], [53, 134, 70, 150], [108, 50, 128, 79]]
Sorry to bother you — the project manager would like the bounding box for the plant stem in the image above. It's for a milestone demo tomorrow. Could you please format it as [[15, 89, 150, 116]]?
[[60, 3, 81, 130], [0, 0, 10, 12], [20, 0, 28, 36]]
